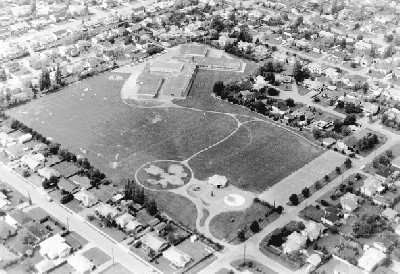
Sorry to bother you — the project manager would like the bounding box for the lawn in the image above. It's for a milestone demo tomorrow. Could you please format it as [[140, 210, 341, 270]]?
[[145, 190, 198, 230], [189, 121, 322, 192], [231, 259, 279, 274], [6, 72, 238, 184], [82, 247, 111, 267], [100, 263, 133, 274], [209, 200, 278, 243], [173, 66, 260, 116]]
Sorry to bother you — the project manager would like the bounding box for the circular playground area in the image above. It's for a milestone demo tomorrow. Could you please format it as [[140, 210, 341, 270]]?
[[136, 160, 192, 190], [224, 194, 246, 207]]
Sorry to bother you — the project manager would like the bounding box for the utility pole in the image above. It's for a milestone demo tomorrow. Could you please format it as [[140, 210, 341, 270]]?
[[112, 248, 115, 265], [243, 242, 246, 264], [66, 217, 69, 231]]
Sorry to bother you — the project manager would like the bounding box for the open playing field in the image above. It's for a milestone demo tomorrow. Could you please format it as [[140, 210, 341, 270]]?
[[6, 72, 237, 183], [189, 121, 322, 192]]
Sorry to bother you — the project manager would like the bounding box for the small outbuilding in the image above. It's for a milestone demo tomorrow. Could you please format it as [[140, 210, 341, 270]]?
[[209, 175, 228, 188]]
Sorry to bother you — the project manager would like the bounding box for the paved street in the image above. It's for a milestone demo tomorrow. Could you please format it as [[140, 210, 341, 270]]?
[[0, 164, 159, 274]]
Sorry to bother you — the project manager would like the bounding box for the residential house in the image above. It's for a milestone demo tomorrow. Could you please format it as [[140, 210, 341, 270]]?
[[68, 255, 95, 274], [125, 220, 144, 234], [363, 102, 379, 116], [354, 41, 372, 51], [163, 246, 192, 269], [340, 193, 359, 212], [115, 212, 135, 229], [303, 79, 324, 91], [74, 190, 98, 208], [361, 177, 383, 196], [322, 137, 336, 147], [141, 232, 169, 253], [358, 247, 386, 272], [301, 221, 325, 241], [282, 231, 307, 254], [381, 207, 398, 222], [5, 211, 33, 228], [39, 234, 71, 260], [53, 162, 80, 178], [20, 154, 42, 171], [321, 212, 340, 226], [58, 179, 79, 194], [333, 259, 367, 274], [53, 29, 68, 40], [95, 203, 120, 219]]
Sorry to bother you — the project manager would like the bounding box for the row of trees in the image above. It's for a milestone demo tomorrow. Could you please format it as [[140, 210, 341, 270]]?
[[125, 179, 158, 216], [11, 118, 107, 190]]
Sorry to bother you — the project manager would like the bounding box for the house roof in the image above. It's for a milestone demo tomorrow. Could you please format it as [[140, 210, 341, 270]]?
[[35, 259, 55, 274], [74, 189, 98, 207], [115, 212, 135, 227], [307, 254, 321, 266], [0, 220, 16, 240], [68, 255, 94, 273], [382, 208, 398, 220], [58, 178, 79, 193], [141, 232, 168, 251], [26, 207, 48, 222], [358, 247, 386, 272], [8, 211, 33, 225], [53, 162, 80, 178], [70, 175, 91, 189], [343, 136, 358, 148], [333, 259, 365, 274], [95, 203, 119, 218], [125, 220, 143, 231], [163, 246, 192, 268], [37, 167, 60, 179], [340, 193, 359, 211]]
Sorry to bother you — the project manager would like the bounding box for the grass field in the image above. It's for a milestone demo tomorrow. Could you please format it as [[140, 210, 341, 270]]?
[[189, 121, 322, 192], [209, 201, 277, 243], [145, 190, 198, 230], [6, 72, 237, 183], [173, 63, 260, 116]]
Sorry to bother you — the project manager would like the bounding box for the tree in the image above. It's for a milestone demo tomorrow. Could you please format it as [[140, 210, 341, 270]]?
[[238, 26, 252, 43], [145, 199, 158, 216], [301, 187, 310, 198], [56, 65, 62, 85], [237, 228, 246, 242], [369, 44, 378, 58], [60, 193, 73, 204], [335, 166, 341, 174], [345, 158, 352, 168], [250, 220, 260, 233], [0, 67, 7, 82], [383, 45, 394, 59], [343, 114, 357, 125], [22, 170, 30, 178], [292, 61, 306, 82], [333, 119, 343, 132], [353, 214, 386, 238], [42, 179, 52, 189], [275, 205, 284, 214], [386, 150, 393, 158], [285, 98, 295, 107], [340, 38, 346, 50], [212, 81, 225, 97], [289, 194, 299, 206], [263, 72, 275, 83], [210, 15, 225, 33], [362, 82, 369, 94], [30, 0, 36, 14]]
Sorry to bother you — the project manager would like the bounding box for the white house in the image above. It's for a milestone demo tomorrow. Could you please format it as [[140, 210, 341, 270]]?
[[358, 247, 386, 272], [39, 234, 71, 260], [67, 255, 95, 274], [282, 231, 307, 254], [163, 246, 192, 269]]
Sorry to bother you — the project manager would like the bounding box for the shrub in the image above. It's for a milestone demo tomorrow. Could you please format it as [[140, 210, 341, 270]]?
[[324, 175, 330, 181], [289, 194, 299, 206], [22, 170, 30, 178], [335, 167, 341, 174], [315, 181, 322, 190]]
